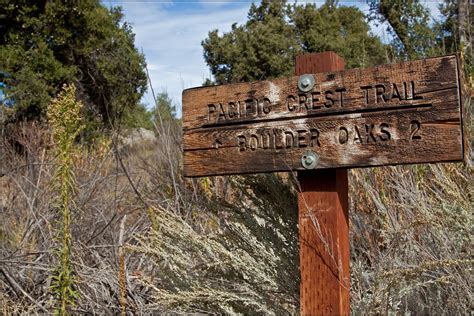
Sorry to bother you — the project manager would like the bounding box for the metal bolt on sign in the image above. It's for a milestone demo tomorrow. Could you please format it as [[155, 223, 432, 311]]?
[[301, 151, 319, 169], [298, 74, 315, 92]]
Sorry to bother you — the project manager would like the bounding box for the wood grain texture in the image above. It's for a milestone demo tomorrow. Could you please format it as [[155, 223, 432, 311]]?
[[296, 52, 350, 316], [298, 168, 349, 315], [182, 54, 463, 177]]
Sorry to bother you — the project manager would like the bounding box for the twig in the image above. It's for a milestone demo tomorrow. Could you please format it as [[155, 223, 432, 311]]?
[[142, 51, 181, 209], [0, 162, 55, 177], [118, 214, 127, 316], [0, 267, 49, 313]]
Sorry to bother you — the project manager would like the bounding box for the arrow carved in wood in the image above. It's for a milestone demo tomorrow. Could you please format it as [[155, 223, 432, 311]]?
[[214, 139, 222, 150]]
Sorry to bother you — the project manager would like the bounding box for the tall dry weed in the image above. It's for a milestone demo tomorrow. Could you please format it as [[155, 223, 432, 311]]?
[[47, 84, 84, 314]]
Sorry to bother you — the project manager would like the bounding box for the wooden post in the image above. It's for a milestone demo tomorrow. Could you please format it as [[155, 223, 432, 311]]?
[[296, 52, 350, 315]]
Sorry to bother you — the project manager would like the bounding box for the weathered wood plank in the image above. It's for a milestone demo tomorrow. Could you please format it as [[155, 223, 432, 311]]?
[[183, 55, 459, 130], [182, 55, 463, 177]]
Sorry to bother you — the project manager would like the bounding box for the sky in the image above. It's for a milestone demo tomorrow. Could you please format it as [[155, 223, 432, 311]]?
[[103, 0, 443, 117]]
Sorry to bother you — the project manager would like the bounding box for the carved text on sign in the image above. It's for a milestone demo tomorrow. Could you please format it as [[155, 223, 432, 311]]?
[[207, 97, 272, 122], [233, 120, 424, 152], [206, 81, 423, 125], [237, 128, 320, 152]]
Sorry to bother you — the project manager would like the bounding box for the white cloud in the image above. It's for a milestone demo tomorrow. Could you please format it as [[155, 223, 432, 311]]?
[[115, 2, 249, 117]]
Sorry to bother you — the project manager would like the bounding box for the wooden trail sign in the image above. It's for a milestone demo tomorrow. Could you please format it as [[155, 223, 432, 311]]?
[[183, 54, 464, 177], [182, 51, 465, 315]]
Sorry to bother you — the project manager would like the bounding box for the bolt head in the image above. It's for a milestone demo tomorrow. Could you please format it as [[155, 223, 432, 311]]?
[[305, 156, 314, 165], [301, 150, 319, 169], [298, 74, 315, 92]]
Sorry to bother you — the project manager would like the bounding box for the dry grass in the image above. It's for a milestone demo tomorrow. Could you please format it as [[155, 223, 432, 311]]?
[[349, 163, 473, 314], [0, 92, 472, 314]]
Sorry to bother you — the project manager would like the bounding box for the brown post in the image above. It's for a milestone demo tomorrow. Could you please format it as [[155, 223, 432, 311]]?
[[296, 52, 350, 315]]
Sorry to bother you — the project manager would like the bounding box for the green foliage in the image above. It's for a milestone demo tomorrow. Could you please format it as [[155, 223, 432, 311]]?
[[202, 0, 388, 84], [368, 0, 474, 62], [369, 0, 473, 88], [437, 0, 474, 77], [438, 0, 460, 54], [153, 92, 177, 124], [121, 103, 153, 130], [203, 0, 298, 84], [291, 1, 387, 68], [47, 84, 83, 315], [369, 0, 438, 59], [0, 0, 147, 127]]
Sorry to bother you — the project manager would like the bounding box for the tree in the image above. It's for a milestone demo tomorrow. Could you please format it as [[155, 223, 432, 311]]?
[[291, 1, 388, 68], [202, 0, 298, 84], [438, 0, 473, 72], [153, 92, 177, 124], [0, 0, 147, 127], [202, 0, 388, 84], [368, 0, 438, 59], [368, 0, 473, 79]]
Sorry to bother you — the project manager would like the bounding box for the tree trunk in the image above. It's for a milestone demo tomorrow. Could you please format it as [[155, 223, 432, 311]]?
[[458, 0, 472, 61]]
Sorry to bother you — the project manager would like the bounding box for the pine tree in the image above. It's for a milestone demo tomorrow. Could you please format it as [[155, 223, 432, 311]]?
[[202, 0, 298, 84], [202, 0, 388, 84], [291, 1, 387, 68], [0, 0, 147, 127]]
